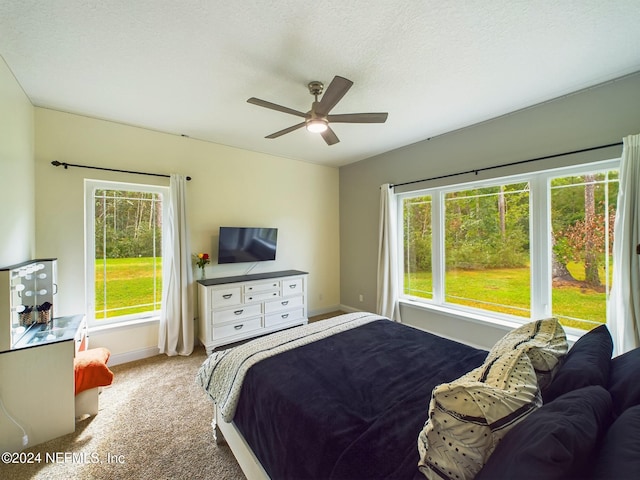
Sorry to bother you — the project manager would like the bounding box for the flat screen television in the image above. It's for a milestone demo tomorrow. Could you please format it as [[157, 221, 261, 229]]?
[[218, 227, 278, 264]]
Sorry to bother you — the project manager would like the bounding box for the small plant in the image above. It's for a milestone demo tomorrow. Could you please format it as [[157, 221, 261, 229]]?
[[194, 253, 210, 278], [194, 253, 210, 268]]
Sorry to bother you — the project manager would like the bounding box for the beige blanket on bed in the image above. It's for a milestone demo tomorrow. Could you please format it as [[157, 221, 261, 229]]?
[[196, 311, 386, 422]]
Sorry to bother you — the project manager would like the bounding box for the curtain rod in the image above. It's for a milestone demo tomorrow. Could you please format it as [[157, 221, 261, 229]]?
[[51, 160, 192, 181], [391, 141, 623, 189]]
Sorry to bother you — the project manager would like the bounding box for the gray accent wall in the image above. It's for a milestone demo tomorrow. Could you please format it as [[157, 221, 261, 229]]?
[[339, 72, 640, 348]]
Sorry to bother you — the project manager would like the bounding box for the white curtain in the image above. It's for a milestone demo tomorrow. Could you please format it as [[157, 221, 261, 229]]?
[[608, 133, 640, 355], [377, 183, 402, 321], [158, 174, 194, 356]]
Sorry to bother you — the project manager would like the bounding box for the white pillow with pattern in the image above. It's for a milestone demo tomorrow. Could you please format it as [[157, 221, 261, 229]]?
[[418, 347, 541, 480], [485, 318, 568, 389]]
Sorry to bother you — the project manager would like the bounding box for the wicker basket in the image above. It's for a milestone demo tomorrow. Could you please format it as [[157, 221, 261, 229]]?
[[37, 302, 53, 324], [19, 309, 34, 326], [37, 308, 52, 324]]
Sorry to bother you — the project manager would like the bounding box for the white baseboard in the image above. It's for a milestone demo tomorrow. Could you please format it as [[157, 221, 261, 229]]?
[[338, 304, 363, 314], [107, 346, 160, 366]]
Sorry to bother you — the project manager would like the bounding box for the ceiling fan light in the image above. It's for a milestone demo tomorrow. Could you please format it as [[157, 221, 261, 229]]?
[[306, 119, 328, 133]]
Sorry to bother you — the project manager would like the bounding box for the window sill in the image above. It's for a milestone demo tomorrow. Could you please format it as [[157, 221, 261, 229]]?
[[88, 316, 160, 334], [401, 297, 523, 327], [399, 298, 582, 345]]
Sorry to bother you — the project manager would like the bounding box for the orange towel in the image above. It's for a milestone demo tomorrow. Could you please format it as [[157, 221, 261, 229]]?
[[74, 347, 114, 395]]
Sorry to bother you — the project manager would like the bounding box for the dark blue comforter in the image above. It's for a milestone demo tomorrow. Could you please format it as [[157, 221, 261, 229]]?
[[234, 319, 488, 480]]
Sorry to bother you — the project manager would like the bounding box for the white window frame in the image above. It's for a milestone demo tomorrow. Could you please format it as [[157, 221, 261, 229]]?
[[84, 179, 169, 328], [396, 158, 620, 335]]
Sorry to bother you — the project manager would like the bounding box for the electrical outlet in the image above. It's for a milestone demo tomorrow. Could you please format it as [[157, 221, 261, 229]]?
[[359, 294, 364, 302]]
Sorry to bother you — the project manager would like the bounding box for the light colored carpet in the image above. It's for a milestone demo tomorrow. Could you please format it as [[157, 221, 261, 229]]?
[[1, 348, 246, 480]]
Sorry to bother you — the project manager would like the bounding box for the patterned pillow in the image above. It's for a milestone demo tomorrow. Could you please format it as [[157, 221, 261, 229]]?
[[418, 347, 541, 480], [485, 318, 567, 389]]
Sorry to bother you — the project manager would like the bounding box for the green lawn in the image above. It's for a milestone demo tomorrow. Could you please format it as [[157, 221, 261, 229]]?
[[97, 257, 606, 331], [94, 257, 162, 319], [405, 264, 607, 331]]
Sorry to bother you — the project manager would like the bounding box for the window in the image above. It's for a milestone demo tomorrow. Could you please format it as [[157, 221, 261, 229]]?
[[85, 180, 169, 327], [398, 159, 619, 332], [403, 195, 433, 301], [550, 170, 618, 330], [444, 182, 531, 317]]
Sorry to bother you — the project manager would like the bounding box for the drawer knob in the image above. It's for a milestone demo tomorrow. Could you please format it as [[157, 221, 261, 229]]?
[[222, 294, 233, 299], [234, 324, 244, 330], [281, 301, 289, 306], [234, 309, 244, 315], [289, 284, 297, 289], [281, 313, 289, 319]]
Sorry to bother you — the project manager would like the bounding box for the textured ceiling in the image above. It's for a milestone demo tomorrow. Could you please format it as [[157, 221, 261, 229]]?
[[1, 1, 639, 167]]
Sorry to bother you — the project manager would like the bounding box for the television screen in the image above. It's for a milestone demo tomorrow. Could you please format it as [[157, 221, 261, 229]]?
[[218, 227, 278, 264]]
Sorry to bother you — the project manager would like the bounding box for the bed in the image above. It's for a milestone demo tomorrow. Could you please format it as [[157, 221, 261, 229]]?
[[197, 312, 640, 480]]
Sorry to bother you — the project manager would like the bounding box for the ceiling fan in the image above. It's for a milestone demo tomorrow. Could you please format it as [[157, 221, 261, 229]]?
[[247, 75, 388, 145]]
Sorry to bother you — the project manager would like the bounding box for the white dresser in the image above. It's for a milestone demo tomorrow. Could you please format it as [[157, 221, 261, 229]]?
[[197, 270, 308, 354]]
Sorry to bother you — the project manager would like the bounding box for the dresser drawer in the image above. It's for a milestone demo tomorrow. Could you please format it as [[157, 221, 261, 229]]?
[[282, 277, 304, 296], [212, 303, 262, 324], [245, 280, 281, 294], [245, 290, 280, 303], [265, 308, 305, 328], [213, 317, 262, 339], [264, 295, 304, 314], [197, 271, 308, 354], [211, 287, 242, 308]]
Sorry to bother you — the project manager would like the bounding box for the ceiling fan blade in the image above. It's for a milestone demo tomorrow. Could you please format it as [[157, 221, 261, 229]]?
[[316, 76, 353, 115], [320, 126, 340, 145], [327, 112, 388, 124], [247, 97, 307, 118], [265, 122, 306, 139]]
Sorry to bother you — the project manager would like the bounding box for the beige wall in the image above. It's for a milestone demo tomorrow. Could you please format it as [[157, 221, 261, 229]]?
[[0, 55, 37, 452], [0, 56, 35, 266], [34, 108, 340, 361], [339, 72, 640, 348]]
